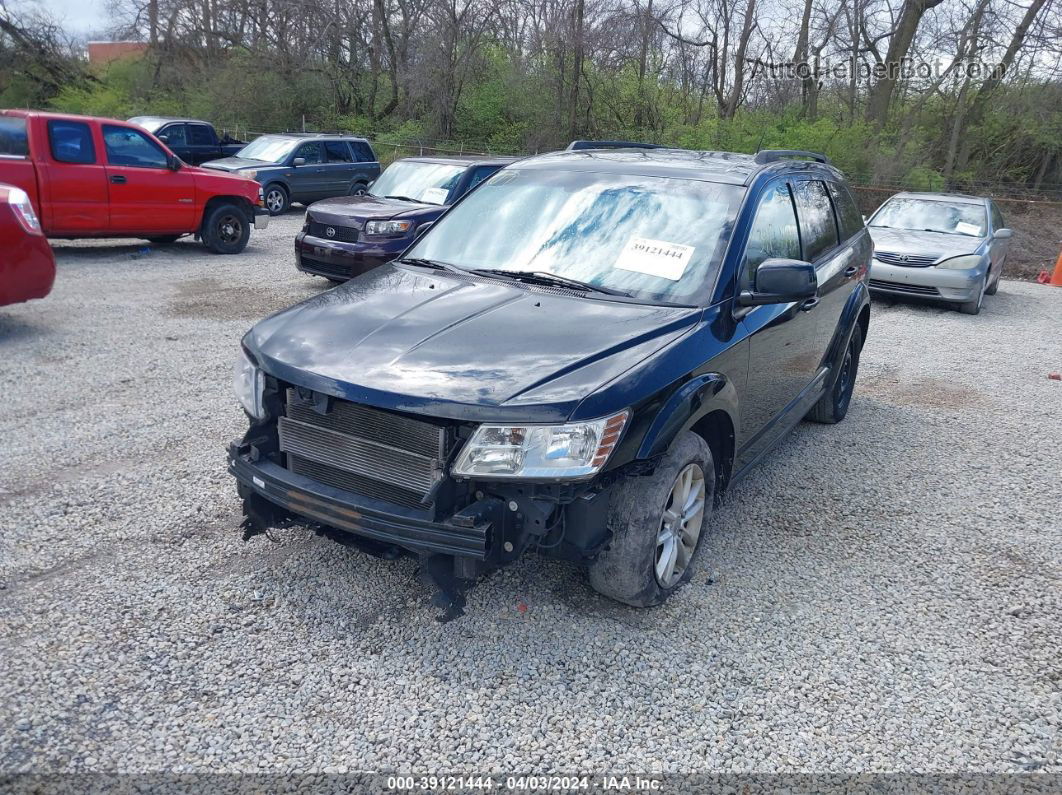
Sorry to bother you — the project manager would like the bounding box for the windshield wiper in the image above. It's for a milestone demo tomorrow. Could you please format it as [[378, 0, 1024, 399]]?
[[398, 257, 466, 274], [384, 195, 422, 203], [471, 269, 632, 297]]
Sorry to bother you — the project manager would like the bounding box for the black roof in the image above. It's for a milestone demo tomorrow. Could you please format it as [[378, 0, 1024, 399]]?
[[128, 115, 213, 127], [516, 148, 842, 186]]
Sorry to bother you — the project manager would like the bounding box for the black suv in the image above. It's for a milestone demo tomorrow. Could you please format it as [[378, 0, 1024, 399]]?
[[203, 133, 380, 215], [228, 148, 871, 610]]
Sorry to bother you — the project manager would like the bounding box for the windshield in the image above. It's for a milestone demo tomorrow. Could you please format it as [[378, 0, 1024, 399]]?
[[870, 198, 987, 237], [369, 161, 467, 205], [236, 136, 298, 163], [128, 117, 165, 134], [405, 168, 742, 304]]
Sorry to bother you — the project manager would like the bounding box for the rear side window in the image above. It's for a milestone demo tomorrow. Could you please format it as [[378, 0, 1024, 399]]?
[[352, 141, 376, 162], [188, 125, 213, 146], [325, 141, 353, 163], [103, 125, 168, 168], [792, 180, 839, 262], [827, 182, 864, 241], [0, 116, 29, 157], [48, 120, 96, 164], [742, 181, 802, 286]]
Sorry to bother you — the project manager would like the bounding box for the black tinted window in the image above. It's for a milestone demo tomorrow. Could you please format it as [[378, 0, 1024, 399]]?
[[325, 141, 353, 162], [792, 180, 839, 261], [0, 116, 29, 157], [103, 125, 168, 168], [160, 124, 186, 146], [188, 125, 213, 145], [352, 141, 376, 162], [48, 120, 96, 164], [743, 182, 801, 285], [828, 182, 864, 241], [295, 142, 323, 164], [467, 165, 500, 191]]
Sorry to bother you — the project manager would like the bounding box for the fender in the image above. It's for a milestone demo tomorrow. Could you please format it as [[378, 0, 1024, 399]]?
[[636, 372, 739, 460], [822, 281, 870, 373]]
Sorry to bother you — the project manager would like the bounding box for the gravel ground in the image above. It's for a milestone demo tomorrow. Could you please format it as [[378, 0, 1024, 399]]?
[[1, 212, 1060, 776]]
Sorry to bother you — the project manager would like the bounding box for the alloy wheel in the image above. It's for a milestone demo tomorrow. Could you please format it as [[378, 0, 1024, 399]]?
[[655, 463, 706, 588], [265, 189, 285, 213]]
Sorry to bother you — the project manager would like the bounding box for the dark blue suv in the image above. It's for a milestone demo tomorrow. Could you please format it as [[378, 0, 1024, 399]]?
[[228, 148, 871, 612], [203, 133, 380, 215]]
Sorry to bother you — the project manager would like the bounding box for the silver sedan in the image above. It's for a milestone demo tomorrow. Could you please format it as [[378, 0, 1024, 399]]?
[[866, 192, 1012, 315]]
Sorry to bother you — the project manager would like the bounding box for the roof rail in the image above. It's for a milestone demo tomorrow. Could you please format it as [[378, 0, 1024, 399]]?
[[754, 149, 830, 164], [565, 140, 665, 151]]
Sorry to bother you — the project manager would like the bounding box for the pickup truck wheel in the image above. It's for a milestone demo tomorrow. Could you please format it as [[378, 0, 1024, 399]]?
[[349, 182, 368, 196], [588, 432, 714, 607], [147, 235, 181, 244], [202, 204, 250, 255], [263, 184, 289, 215], [807, 323, 862, 424]]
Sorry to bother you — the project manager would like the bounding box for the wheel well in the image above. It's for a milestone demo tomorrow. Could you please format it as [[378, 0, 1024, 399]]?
[[690, 409, 735, 505], [263, 181, 288, 195], [857, 304, 870, 351], [201, 195, 254, 228]]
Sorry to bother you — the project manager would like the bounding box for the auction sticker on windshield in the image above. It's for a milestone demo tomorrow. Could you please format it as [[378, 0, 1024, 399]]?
[[615, 237, 694, 281]]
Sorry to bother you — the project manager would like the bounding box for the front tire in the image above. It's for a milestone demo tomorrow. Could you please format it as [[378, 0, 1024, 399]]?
[[984, 262, 1003, 295], [263, 184, 289, 215], [807, 322, 862, 424], [588, 432, 714, 607], [202, 204, 250, 255], [957, 274, 987, 315]]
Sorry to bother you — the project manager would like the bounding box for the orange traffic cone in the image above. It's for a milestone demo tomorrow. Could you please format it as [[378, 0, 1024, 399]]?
[[1047, 249, 1062, 287]]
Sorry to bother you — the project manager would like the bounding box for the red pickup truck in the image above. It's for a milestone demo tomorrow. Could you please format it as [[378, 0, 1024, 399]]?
[[0, 110, 268, 254]]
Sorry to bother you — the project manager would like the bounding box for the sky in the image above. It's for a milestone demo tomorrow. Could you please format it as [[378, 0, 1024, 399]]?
[[27, 0, 112, 37]]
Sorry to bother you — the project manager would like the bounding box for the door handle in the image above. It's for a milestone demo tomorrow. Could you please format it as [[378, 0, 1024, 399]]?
[[844, 265, 859, 277], [800, 296, 820, 311], [109, 175, 127, 184]]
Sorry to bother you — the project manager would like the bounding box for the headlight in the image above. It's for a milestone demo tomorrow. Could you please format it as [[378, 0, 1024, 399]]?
[[936, 254, 984, 270], [364, 220, 413, 236], [233, 348, 266, 419], [452, 410, 629, 480], [241, 169, 259, 180]]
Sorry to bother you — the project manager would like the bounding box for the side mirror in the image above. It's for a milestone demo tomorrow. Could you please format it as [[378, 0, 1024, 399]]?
[[167, 154, 182, 171], [158, 134, 170, 143], [414, 221, 435, 239], [993, 228, 1012, 240], [292, 157, 306, 167], [739, 258, 817, 306]]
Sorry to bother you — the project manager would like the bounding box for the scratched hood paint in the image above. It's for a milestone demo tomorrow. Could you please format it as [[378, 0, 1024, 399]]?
[[245, 264, 699, 422]]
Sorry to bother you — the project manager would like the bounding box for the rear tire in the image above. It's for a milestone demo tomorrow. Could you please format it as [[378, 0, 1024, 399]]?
[[263, 184, 289, 216], [807, 323, 862, 424], [349, 182, 368, 196], [202, 204, 250, 255], [147, 235, 181, 245], [588, 432, 714, 607]]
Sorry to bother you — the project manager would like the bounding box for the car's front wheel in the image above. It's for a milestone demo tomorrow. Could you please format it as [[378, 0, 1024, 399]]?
[[588, 432, 714, 607], [263, 184, 289, 215], [984, 260, 1004, 295], [202, 204, 250, 255], [958, 273, 988, 315]]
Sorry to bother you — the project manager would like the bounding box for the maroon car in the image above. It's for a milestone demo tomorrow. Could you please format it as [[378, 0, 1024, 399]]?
[[296, 155, 517, 282], [0, 183, 55, 307]]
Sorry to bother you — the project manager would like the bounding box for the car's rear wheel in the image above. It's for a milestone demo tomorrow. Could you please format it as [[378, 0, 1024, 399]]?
[[202, 204, 250, 255], [263, 184, 289, 215], [807, 323, 862, 424], [958, 274, 987, 315], [588, 432, 714, 607], [349, 182, 368, 196]]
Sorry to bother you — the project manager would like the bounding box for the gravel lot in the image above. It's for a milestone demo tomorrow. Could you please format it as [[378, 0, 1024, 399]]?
[[1, 212, 1060, 776]]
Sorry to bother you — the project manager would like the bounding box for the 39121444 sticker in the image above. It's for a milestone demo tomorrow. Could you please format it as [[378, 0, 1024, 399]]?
[[614, 236, 695, 281]]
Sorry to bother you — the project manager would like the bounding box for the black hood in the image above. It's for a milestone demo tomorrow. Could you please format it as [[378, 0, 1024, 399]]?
[[245, 264, 699, 423], [307, 195, 443, 226]]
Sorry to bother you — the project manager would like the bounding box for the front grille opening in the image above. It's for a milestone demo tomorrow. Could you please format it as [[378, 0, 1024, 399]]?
[[279, 389, 451, 510], [300, 256, 352, 280], [875, 251, 937, 267], [869, 279, 940, 296], [307, 220, 358, 242]]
